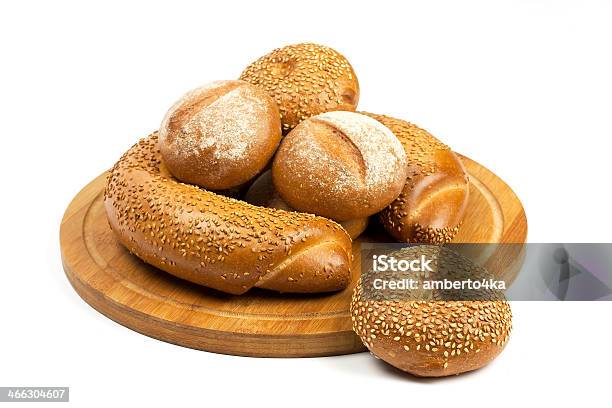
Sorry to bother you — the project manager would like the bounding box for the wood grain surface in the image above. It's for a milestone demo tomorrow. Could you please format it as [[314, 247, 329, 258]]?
[[60, 155, 527, 357]]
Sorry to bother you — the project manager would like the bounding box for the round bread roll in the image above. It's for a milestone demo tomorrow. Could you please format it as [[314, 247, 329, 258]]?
[[245, 170, 369, 240], [351, 246, 512, 377], [362, 113, 469, 244], [159, 80, 281, 190], [240, 43, 360, 132], [105, 134, 352, 295], [272, 111, 407, 221]]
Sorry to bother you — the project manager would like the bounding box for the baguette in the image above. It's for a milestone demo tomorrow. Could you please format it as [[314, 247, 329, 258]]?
[[363, 113, 469, 244], [104, 134, 352, 295]]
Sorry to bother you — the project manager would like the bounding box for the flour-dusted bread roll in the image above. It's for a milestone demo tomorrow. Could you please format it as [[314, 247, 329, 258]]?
[[245, 170, 369, 240], [351, 246, 512, 377], [363, 113, 470, 244], [272, 111, 407, 221], [104, 135, 352, 295], [240, 43, 360, 132], [159, 80, 281, 190]]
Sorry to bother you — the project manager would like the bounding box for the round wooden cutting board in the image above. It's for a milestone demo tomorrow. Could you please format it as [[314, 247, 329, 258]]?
[[60, 155, 527, 357]]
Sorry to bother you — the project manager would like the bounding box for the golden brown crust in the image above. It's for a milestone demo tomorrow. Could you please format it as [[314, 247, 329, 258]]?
[[362, 113, 469, 244], [159, 80, 281, 190], [350, 247, 512, 377], [240, 43, 359, 132], [104, 134, 352, 295], [351, 294, 512, 377], [244, 170, 369, 240], [272, 112, 407, 221], [338, 218, 369, 242]]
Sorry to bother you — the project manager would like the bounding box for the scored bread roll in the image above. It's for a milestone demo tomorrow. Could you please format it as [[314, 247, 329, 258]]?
[[159, 80, 281, 190], [104, 134, 352, 295], [244, 170, 369, 240], [363, 113, 470, 244], [272, 111, 407, 221], [240, 43, 360, 132], [351, 246, 512, 377]]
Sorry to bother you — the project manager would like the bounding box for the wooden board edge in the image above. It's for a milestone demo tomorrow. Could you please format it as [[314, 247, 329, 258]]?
[[62, 254, 365, 357]]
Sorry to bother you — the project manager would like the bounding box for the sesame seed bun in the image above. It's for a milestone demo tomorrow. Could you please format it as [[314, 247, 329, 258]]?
[[240, 43, 359, 132], [351, 246, 512, 377]]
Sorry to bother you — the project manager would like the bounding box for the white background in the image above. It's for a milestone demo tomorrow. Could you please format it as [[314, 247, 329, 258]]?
[[1, 0, 611, 406]]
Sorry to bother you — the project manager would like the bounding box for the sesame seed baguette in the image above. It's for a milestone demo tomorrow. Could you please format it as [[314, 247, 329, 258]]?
[[362, 113, 470, 244], [104, 134, 352, 295]]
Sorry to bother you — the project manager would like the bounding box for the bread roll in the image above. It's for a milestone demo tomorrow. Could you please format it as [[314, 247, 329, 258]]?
[[159, 80, 281, 190], [272, 111, 407, 221], [351, 246, 512, 377], [104, 134, 352, 295], [363, 113, 469, 244], [244, 170, 369, 240], [240, 43, 359, 132]]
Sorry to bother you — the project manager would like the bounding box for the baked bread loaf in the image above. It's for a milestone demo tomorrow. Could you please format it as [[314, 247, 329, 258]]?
[[244, 170, 369, 240], [104, 134, 352, 295], [240, 43, 360, 132], [363, 113, 469, 244], [272, 111, 407, 221], [351, 246, 512, 377], [159, 80, 281, 190]]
